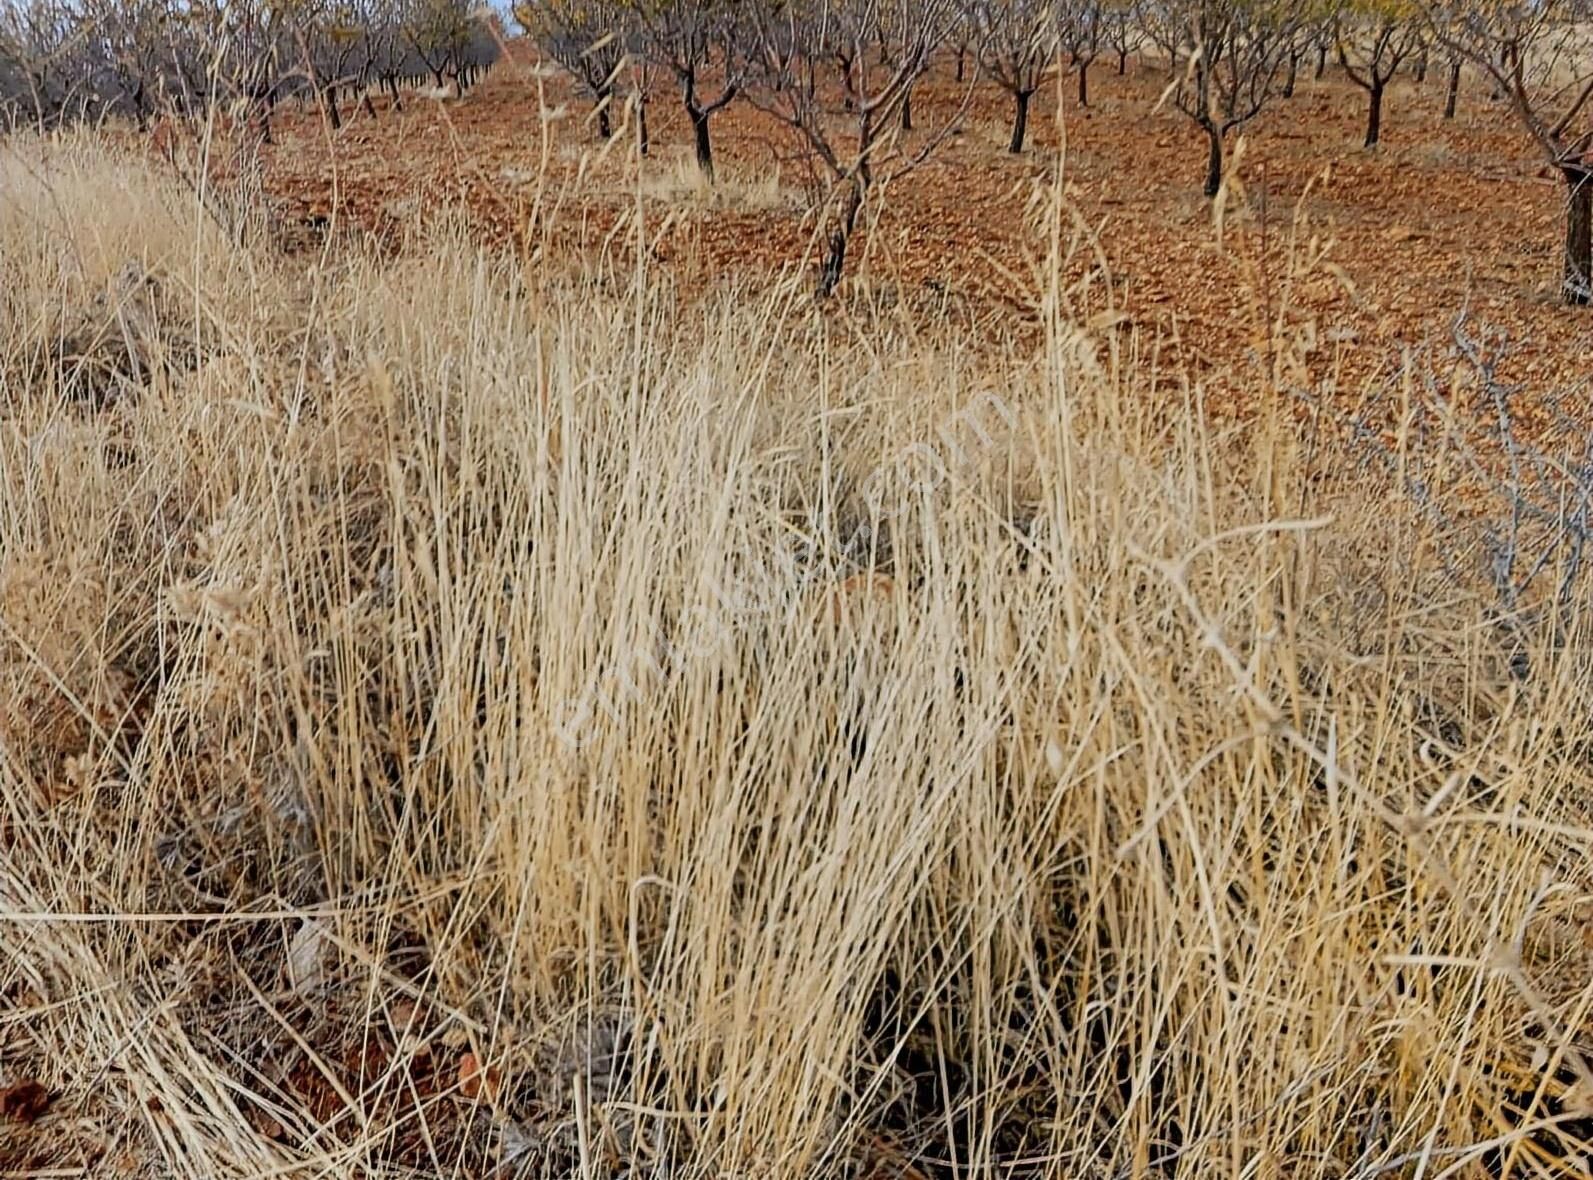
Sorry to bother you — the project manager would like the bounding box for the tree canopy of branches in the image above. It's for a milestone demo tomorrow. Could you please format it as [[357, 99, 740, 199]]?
[[0, 0, 496, 134], [1, 0, 99, 126], [1103, 0, 1142, 74], [1059, 0, 1103, 107], [403, 0, 493, 90]]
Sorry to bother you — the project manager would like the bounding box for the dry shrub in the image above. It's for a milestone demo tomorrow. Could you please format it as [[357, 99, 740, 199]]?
[[1, 132, 1592, 1179]]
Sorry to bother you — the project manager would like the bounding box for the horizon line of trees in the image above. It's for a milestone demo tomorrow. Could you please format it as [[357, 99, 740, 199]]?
[[0, 0, 501, 140], [4, 0, 1590, 302]]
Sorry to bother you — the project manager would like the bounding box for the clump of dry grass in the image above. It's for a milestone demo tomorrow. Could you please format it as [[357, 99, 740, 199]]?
[[2, 131, 1592, 1179], [636, 148, 799, 212]]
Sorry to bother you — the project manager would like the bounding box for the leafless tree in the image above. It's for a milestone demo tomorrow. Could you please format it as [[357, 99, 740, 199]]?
[[205, 0, 303, 146], [301, 1, 368, 128], [71, 0, 171, 129], [349, 0, 410, 110], [1104, 0, 1141, 74], [515, 0, 626, 138], [1427, 1, 1593, 303], [1441, 48, 1460, 117], [402, 0, 481, 90], [0, 0, 89, 125], [747, 0, 966, 294], [1146, 0, 1303, 197], [968, 0, 1055, 152], [1335, 5, 1422, 148], [632, 0, 743, 178], [1059, 0, 1102, 107]]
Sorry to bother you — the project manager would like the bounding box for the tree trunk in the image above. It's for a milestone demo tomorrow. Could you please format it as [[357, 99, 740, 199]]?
[[1009, 88, 1032, 153], [1283, 52, 1297, 98], [1491, 45, 1512, 102], [363, 89, 378, 119], [322, 84, 341, 130], [1076, 61, 1089, 108], [1364, 83, 1383, 148], [901, 86, 912, 130], [387, 75, 402, 110], [818, 176, 866, 297], [690, 106, 713, 180], [431, 68, 444, 89], [1117, 47, 1127, 74], [1444, 60, 1460, 119], [956, 46, 965, 82], [638, 96, 649, 157], [597, 92, 612, 139], [1315, 44, 1327, 80], [1564, 167, 1592, 305], [1414, 51, 1428, 85], [1203, 125, 1223, 198]]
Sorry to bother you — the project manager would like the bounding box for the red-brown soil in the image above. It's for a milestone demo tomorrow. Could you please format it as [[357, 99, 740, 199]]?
[[258, 41, 1591, 426]]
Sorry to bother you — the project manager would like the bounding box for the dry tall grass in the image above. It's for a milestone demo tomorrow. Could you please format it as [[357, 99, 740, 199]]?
[[2, 132, 1592, 1179]]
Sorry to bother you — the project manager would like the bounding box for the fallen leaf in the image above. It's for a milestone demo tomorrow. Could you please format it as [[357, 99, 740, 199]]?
[[1, 1080, 51, 1124], [1044, 738, 1065, 776], [458, 1051, 502, 1103]]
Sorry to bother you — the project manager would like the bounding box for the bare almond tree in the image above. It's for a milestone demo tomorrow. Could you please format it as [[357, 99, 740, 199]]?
[[1441, 48, 1460, 117], [1335, 3, 1423, 148], [633, 0, 743, 179], [351, 0, 410, 112], [1104, 0, 1142, 74], [1146, 0, 1303, 197], [1059, 0, 1103, 107], [515, 0, 626, 138], [0, 0, 88, 125], [1428, 1, 1593, 303], [747, 0, 966, 294], [78, 0, 169, 129], [968, 0, 1056, 152], [215, 0, 302, 146], [302, 2, 367, 129], [402, 0, 481, 90]]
